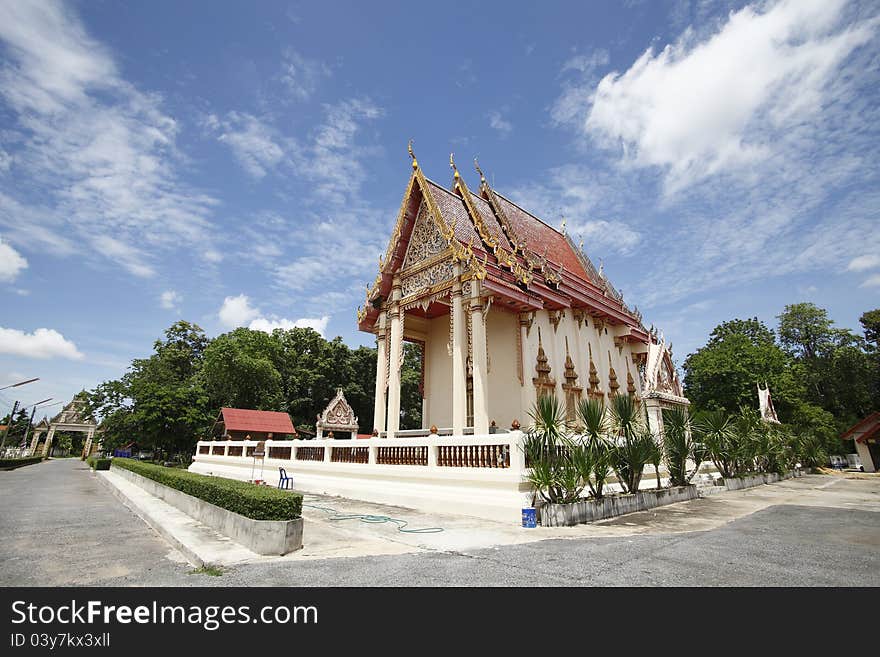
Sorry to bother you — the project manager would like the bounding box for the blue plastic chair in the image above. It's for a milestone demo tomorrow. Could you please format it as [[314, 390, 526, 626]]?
[[278, 467, 293, 490]]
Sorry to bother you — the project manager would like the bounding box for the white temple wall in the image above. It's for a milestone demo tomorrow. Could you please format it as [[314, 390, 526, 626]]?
[[423, 315, 453, 429], [485, 308, 521, 428]]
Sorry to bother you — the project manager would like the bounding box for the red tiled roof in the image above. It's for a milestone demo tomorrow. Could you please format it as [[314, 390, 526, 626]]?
[[491, 191, 590, 281], [424, 179, 483, 248], [220, 408, 295, 435], [841, 412, 880, 443]]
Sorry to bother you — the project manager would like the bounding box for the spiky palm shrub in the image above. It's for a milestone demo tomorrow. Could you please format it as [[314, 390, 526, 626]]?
[[524, 394, 588, 504], [662, 407, 698, 487], [796, 432, 826, 469], [576, 397, 612, 498], [694, 410, 738, 478], [608, 394, 655, 493]]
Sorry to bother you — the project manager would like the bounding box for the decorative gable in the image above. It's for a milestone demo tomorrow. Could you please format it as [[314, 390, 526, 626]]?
[[402, 199, 448, 269]]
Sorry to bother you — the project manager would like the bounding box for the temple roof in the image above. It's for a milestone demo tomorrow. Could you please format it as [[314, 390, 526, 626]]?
[[358, 148, 646, 340], [217, 408, 295, 435]]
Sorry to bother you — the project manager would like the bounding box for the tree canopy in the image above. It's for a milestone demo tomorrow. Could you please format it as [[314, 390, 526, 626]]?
[[84, 320, 422, 458], [684, 304, 879, 455]]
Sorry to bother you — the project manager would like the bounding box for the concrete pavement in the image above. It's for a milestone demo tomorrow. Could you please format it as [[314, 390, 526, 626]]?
[[1, 458, 878, 586]]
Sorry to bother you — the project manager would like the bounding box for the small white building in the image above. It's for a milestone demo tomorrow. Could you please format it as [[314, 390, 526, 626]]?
[[840, 412, 880, 473]]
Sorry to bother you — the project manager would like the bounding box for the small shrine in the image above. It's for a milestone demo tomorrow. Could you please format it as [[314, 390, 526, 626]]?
[[316, 388, 359, 440]]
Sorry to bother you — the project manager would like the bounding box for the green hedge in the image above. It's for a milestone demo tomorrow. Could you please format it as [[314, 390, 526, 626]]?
[[0, 456, 44, 470], [88, 458, 111, 470], [111, 458, 301, 521]]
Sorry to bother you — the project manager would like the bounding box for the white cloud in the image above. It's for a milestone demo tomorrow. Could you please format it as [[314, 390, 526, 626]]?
[[218, 294, 261, 328], [91, 235, 154, 278], [248, 315, 330, 336], [0, 148, 10, 172], [211, 112, 287, 179], [562, 49, 609, 75], [159, 290, 181, 310], [0, 1, 219, 277], [0, 327, 83, 360], [0, 237, 27, 282], [848, 254, 880, 272], [576, 0, 877, 193], [861, 274, 880, 289], [279, 49, 330, 101], [488, 110, 513, 136]]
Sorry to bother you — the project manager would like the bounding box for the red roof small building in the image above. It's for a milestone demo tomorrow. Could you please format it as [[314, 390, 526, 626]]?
[[211, 408, 296, 441], [841, 412, 880, 472]]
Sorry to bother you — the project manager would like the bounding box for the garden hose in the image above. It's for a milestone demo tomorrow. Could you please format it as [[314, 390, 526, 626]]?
[[302, 500, 444, 534]]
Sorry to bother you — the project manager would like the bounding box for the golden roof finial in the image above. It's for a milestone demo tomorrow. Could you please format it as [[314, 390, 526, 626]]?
[[474, 157, 486, 185], [408, 139, 418, 170], [449, 152, 460, 182]]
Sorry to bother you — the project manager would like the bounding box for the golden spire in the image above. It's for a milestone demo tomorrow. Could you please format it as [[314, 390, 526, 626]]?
[[449, 152, 460, 182], [408, 139, 418, 170], [474, 157, 486, 185]]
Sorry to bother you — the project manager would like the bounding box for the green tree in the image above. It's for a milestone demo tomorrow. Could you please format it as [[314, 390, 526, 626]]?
[[683, 318, 790, 416], [400, 342, 423, 430], [201, 329, 283, 411]]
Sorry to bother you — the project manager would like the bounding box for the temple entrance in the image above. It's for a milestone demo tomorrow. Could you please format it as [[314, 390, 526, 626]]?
[[400, 341, 424, 430], [28, 394, 98, 458]]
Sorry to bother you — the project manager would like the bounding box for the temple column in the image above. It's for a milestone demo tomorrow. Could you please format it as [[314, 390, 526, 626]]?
[[386, 278, 403, 437], [43, 426, 56, 457], [372, 310, 388, 433], [470, 280, 489, 435], [451, 267, 468, 435], [29, 430, 42, 456]]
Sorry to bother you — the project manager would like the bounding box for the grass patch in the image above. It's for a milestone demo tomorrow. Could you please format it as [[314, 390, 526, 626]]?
[[189, 564, 224, 577], [111, 458, 302, 521]]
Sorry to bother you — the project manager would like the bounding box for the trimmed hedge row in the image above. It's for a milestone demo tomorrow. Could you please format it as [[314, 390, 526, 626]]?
[[111, 458, 302, 521], [0, 456, 44, 470], [87, 457, 111, 471]]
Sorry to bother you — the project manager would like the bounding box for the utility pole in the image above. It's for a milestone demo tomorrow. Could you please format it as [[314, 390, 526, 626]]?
[[21, 398, 52, 449], [0, 400, 20, 450]]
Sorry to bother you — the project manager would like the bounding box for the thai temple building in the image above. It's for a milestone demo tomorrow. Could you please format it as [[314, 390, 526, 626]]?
[[358, 146, 688, 438]]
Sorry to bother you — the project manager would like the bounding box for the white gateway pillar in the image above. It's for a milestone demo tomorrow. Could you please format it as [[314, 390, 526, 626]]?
[[386, 279, 403, 437], [451, 267, 467, 435], [372, 310, 388, 433], [470, 280, 489, 435]]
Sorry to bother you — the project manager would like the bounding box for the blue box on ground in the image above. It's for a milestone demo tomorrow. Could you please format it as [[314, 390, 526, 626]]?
[[522, 507, 537, 528]]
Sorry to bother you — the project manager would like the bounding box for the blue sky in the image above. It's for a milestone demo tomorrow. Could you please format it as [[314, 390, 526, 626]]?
[[1, 0, 878, 415]]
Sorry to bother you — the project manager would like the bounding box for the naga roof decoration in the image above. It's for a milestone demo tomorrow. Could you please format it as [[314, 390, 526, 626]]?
[[357, 144, 648, 337]]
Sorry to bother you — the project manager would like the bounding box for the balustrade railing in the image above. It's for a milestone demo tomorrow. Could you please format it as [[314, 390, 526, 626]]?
[[296, 446, 324, 462], [331, 446, 369, 464], [194, 433, 525, 473], [377, 446, 427, 466]]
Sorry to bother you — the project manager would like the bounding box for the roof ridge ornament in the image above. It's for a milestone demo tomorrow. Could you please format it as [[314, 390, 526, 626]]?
[[408, 139, 418, 170], [474, 157, 486, 185]]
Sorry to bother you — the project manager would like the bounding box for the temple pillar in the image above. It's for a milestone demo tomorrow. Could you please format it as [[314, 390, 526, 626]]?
[[372, 311, 388, 433], [451, 266, 467, 436], [470, 280, 489, 435], [386, 278, 403, 437], [29, 430, 42, 456], [43, 426, 56, 457]]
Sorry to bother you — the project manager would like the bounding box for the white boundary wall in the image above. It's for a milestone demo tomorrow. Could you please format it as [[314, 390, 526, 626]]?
[[190, 433, 532, 523]]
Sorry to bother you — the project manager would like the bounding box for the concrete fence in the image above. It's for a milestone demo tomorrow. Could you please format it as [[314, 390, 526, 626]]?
[[190, 433, 533, 523]]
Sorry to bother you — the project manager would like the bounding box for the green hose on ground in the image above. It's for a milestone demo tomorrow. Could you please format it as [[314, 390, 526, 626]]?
[[302, 500, 444, 534]]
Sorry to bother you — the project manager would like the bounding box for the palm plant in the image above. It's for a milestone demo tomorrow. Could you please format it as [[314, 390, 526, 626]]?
[[576, 397, 611, 499], [662, 406, 698, 487], [524, 394, 588, 505], [694, 410, 737, 478], [795, 432, 826, 469], [608, 394, 655, 494]]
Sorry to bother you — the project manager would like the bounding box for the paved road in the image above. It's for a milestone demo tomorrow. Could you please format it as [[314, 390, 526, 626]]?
[[2, 459, 878, 586]]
